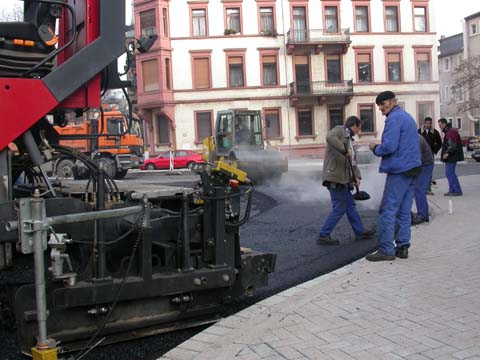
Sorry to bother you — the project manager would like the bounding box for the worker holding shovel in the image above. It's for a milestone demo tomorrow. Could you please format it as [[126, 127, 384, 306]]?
[[317, 116, 376, 245]]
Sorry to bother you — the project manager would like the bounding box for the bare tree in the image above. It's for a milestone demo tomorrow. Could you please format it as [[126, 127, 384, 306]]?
[[451, 55, 480, 113], [0, 2, 23, 22]]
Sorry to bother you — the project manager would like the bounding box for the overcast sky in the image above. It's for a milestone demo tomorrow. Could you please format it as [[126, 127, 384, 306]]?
[[0, 0, 479, 39]]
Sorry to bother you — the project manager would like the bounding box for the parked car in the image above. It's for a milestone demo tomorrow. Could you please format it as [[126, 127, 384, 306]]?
[[472, 148, 480, 162], [463, 136, 480, 151], [141, 150, 204, 170]]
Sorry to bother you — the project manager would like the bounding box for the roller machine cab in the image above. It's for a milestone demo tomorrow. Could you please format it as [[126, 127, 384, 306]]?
[[0, 1, 276, 358]]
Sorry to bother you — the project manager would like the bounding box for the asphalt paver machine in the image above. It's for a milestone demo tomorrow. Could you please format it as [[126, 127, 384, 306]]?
[[0, 1, 275, 359]]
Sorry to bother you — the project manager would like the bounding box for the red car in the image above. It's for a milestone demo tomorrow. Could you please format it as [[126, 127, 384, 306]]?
[[141, 150, 204, 170]]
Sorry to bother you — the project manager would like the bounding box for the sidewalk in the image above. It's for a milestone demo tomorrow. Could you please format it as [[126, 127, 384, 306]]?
[[161, 175, 480, 360]]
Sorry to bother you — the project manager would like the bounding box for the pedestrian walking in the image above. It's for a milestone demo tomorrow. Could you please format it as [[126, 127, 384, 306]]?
[[317, 116, 376, 245], [438, 118, 463, 196], [412, 134, 434, 225], [367, 91, 421, 261], [418, 116, 442, 194]]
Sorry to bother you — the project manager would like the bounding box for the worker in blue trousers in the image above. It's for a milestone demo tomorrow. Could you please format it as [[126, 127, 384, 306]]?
[[412, 134, 434, 225], [367, 91, 421, 261]]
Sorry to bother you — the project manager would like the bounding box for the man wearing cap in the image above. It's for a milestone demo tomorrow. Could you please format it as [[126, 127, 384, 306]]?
[[367, 91, 421, 261]]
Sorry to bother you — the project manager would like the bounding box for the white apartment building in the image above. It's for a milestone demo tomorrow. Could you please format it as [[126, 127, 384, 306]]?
[[134, 0, 439, 158], [439, 11, 480, 138]]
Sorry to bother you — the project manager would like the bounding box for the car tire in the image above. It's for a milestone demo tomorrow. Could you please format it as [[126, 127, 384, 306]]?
[[146, 163, 156, 170]]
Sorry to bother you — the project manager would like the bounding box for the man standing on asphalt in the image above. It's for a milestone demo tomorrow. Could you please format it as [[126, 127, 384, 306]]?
[[317, 116, 376, 245], [418, 116, 442, 194], [367, 91, 421, 261], [438, 118, 463, 196], [412, 134, 434, 225]]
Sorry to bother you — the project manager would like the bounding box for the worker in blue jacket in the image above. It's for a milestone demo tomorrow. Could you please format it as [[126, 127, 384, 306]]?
[[367, 91, 421, 261]]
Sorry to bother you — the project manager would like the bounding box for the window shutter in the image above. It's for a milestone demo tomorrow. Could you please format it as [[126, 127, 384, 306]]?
[[194, 58, 210, 89], [387, 53, 400, 62], [358, 53, 370, 63], [142, 59, 159, 91], [229, 56, 243, 65]]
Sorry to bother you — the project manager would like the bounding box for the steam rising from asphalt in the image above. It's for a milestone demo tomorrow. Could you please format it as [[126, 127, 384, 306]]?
[[258, 158, 385, 211]]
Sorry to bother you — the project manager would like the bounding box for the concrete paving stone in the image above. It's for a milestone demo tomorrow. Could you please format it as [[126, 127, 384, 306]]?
[[329, 324, 364, 336], [249, 343, 279, 357], [441, 334, 480, 349], [203, 324, 233, 336], [260, 356, 290, 360], [218, 314, 248, 328], [189, 331, 222, 344], [234, 353, 262, 360], [316, 340, 352, 351], [290, 338, 332, 352], [372, 352, 406, 360], [404, 354, 433, 360], [237, 347, 258, 357], [266, 336, 305, 349], [337, 341, 376, 355], [274, 345, 307, 359], [420, 344, 458, 358], [453, 346, 480, 359], [260, 296, 290, 307], [298, 346, 333, 359], [320, 349, 359, 360], [178, 339, 214, 352]]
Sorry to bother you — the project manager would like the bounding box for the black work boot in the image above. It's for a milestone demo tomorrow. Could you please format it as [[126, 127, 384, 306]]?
[[365, 250, 395, 262], [356, 228, 376, 240], [317, 235, 340, 245], [395, 246, 409, 259]]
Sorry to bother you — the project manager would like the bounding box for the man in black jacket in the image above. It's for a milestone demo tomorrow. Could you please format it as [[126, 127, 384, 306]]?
[[418, 116, 442, 194]]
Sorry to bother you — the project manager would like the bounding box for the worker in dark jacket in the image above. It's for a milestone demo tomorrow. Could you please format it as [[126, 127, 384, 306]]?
[[418, 116, 442, 194], [438, 118, 463, 196], [317, 116, 375, 245], [412, 134, 434, 225], [367, 91, 421, 261]]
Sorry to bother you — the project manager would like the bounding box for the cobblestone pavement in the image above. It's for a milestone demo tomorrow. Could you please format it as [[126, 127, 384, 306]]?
[[160, 175, 480, 360]]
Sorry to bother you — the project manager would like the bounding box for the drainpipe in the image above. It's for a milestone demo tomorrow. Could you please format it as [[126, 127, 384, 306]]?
[[281, 0, 293, 156]]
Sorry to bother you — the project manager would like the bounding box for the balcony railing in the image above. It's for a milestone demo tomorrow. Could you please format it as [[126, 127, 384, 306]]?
[[286, 28, 350, 44], [289, 80, 353, 96]]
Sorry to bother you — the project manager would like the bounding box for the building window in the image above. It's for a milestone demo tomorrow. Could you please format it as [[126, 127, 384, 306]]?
[[385, 6, 399, 32], [228, 56, 244, 87], [356, 52, 372, 83], [193, 57, 211, 89], [226, 8, 241, 33], [355, 6, 369, 32], [324, 6, 339, 33], [326, 54, 341, 83], [455, 87, 464, 102], [264, 108, 281, 139], [359, 105, 374, 133], [455, 117, 462, 130], [142, 59, 159, 92], [140, 9, 157, 37], [329, 107, 343, 130], [416, 51, 431, 81], [292, 6, 307, 41], [165, 58, 171, 90], [413, 6, 427, 32], [156, 115, 170, 144], [417, 102, 433, 125], [474, 117, 480, 136], [298, 109, 313, 136], [444, 86, 450, 102], [386, 52, 402, 82], [471, 23, 478, 36], [195, 111, 213, 142], [260, 7, 274, 33], [262, 55, 278, 86], [444, 58, 450, 71], [192, 9, 207, 36], [162, 8, 168, 36]]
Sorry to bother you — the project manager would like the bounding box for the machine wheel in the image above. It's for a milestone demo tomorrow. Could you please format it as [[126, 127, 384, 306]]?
[[56, 159, 75, 178], [145, 163, 156, 170], [115, 169, 128, 179], [96, 157, 117, 178]]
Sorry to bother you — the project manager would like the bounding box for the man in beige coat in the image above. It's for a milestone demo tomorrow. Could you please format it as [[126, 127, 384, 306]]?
[[318, 116, 375, 245]]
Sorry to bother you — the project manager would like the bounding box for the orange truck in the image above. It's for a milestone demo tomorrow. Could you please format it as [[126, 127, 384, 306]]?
[[54, 110, 144, 179]]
